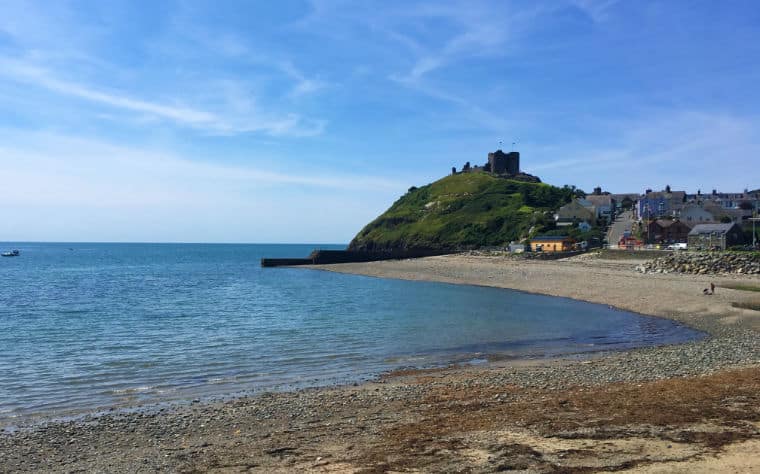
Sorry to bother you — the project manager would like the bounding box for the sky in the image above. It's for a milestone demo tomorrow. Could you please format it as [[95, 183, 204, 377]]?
[[1, 0, 759, 243]]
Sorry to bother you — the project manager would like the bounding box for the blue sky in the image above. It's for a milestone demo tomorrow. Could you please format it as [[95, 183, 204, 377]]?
[[1, 0, 759, 243]]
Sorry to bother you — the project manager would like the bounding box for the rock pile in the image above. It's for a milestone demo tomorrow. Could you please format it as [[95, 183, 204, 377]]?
[[464, 249, 585, 260], [636, 252, 760, 275]]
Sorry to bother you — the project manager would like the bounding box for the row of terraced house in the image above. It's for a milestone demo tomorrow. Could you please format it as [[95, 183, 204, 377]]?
[[635, 187, 759, 249], [551, 186, 759, 250]]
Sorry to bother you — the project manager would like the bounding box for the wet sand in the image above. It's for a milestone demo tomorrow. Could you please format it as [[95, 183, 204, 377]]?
[[2, 253, 759, 472]]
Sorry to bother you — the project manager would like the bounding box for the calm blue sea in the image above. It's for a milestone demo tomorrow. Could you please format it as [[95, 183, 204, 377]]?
[[0, 243, 703, 423]]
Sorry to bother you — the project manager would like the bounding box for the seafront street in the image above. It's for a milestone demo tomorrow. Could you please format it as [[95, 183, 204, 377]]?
[[2, 252, 759, 473]]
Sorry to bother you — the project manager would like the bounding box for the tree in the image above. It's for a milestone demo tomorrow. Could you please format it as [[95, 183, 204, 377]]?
[[720, 215, 733, 223], [621, 196, 634, 210]]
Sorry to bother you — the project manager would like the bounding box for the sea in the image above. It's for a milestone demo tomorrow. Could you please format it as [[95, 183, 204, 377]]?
[[0, 243, 704, 424]]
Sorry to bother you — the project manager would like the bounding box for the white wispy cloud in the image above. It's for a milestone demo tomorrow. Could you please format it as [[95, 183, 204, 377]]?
[[0, 57, 325, 137], [279, 61, 327, 98], [0, 130, 403, 197], [158, 9, 329, 101], [571, 0, 620, 23], [297, 1, 546, 134], [388, 2, 547, 84], [0, 0, 330, 138], [1, 59, 217, 124], [0, 130, 399, 242]]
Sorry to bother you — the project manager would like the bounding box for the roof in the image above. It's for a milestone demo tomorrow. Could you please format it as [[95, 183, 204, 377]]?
[[556, 199, 596, 216], [585, 195, 614, 206], [610, 193, 639, 200], [688, 223, 737, 235], [651, 219, 691, 229], [651, 219, 675, 228], [644, 191, 686, 200], [532, 235, 572, 241]]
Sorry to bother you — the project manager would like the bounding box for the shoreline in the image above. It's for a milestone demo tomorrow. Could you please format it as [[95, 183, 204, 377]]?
[[2, 254, 759, 472], [1, 260, 707, 430], [309, 254, 760, 383], [310, 253, 760, 334]]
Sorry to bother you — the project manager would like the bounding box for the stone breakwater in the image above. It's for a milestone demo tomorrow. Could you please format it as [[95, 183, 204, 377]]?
[[636, 252, 760, 275]]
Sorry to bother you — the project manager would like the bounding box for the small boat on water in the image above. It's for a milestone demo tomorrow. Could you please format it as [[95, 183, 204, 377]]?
[[1, 250, 20, 257]]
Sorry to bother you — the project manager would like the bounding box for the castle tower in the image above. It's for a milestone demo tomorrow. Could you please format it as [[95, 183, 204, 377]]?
[[487, 150, 520, 175], [506, 151, 519, 175]]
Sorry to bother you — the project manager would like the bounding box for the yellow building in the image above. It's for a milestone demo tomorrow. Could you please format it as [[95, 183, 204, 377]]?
[[530, 236, 574, 252]]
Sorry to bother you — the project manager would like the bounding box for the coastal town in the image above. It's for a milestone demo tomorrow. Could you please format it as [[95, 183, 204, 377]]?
[[454, 149, 760, 253], [545, 186, 758, 252]]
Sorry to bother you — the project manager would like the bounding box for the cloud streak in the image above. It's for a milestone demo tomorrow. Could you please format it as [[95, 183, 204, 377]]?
[[0, 131, 400, 242], [0, 130, 403, 198], [0, 58, 326, 137], [571, 0, 620, 23]]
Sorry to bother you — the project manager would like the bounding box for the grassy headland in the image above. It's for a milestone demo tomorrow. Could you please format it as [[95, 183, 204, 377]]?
[[348, 172, 574, 251]]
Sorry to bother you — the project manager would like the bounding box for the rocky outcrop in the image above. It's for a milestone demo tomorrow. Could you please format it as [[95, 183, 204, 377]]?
[[636, 252, 760, 275]]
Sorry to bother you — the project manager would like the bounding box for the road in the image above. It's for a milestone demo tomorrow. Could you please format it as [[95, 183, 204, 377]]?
[[607, 210, 635, 245]]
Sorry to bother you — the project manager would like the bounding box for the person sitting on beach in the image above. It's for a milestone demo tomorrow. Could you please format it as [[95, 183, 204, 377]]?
[[703, 288, 711, 295]]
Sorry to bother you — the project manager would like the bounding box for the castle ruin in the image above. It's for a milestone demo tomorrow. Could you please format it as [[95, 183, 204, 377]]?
[[488, 150, 520, 175], [452, 149, 540, 182]]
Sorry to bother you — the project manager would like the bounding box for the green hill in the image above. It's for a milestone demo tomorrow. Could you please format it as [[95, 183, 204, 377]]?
[[348, 172, 575, 251]]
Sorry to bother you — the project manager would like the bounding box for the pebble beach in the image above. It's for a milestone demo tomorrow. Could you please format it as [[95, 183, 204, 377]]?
[[2, 252, 760, 472]]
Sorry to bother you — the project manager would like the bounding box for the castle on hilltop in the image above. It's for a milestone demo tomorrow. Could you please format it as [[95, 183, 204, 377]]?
[[452, 149, 540, 182], [487, 150, 520, 175]]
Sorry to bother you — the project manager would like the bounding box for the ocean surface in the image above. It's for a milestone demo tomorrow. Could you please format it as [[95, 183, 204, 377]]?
[[0, 243, 703, 424]]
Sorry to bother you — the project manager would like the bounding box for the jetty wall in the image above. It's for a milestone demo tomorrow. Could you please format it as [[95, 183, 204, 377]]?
[[261, 249, 451, 267]]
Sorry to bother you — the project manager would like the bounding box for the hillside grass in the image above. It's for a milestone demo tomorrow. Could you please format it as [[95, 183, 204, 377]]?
[[349, 172, 573, 251]]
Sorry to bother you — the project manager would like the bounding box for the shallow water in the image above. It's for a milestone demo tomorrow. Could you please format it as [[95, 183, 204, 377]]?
[[0, 243, 703, 423]]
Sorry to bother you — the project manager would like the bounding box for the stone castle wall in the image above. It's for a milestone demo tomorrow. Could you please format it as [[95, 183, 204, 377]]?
[[487, 150, 520, 175], [454, 150, 538, 182]]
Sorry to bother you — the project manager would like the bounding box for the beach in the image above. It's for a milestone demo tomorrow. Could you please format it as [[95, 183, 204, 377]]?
[[2, 252, 760, 472]]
